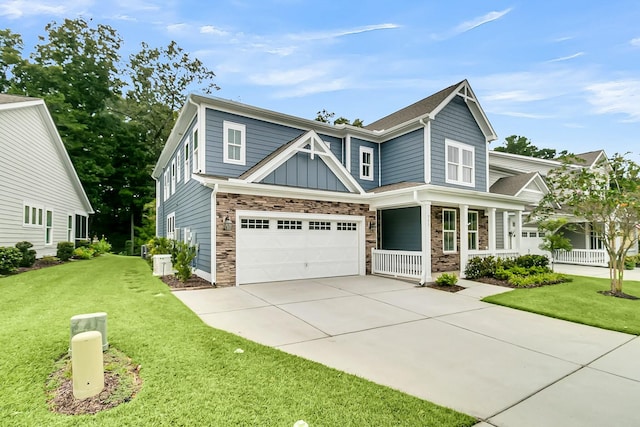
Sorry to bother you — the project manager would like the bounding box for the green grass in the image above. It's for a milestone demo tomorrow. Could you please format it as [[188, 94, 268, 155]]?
[[0, 255, 475, 427], [484, 275, 640, 335]]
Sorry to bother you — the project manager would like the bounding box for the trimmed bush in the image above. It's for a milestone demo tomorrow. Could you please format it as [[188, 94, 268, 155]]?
[[146, 237, 174, 266], [73, 247, 95, 260], [174, 241, 197, 282], [92, 237, 112, 256], [0, 247, 22, 274], [464, 256, 497, 279], [435, 273, 458, 286], [515, 254, 549, 269], [624, 256, 636, 270], [15, 241, 36, 268], [39, 256, 60, 265], [56, 242, 75, 261], [508, 273, 571, 288]]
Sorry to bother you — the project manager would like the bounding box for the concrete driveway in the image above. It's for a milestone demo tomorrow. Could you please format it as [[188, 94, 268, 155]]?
[[173, 275, 640, 427]]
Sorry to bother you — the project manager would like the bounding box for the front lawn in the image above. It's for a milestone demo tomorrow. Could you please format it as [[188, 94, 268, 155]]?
[[484, 276, 640, 335], [0, 255, 475, 426]]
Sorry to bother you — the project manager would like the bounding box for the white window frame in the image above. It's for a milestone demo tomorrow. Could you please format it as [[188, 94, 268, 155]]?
[[176, 151, 181, 183], [45, 209, 53, 245], [67, 214, 74, 242], [443, 208, 457, 253], [184, 138, 191, 182], [468, 210, 478, 251], [167, 212, 176, 240], [163, 171, 170, 201], [75, 214, 88, 241], [445, 139, 475, 187], [223, 121, 246, 165], [192, 128, 200, 173], [23, 203, 43, 227], [359, 146, 374, 181], [170, 159, 176, 195]]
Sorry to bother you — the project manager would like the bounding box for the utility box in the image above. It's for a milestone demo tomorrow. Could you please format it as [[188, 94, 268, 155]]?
[[70, 312, 108, 352], [152, 254, 173, 276], [71, 331, 104, 399]]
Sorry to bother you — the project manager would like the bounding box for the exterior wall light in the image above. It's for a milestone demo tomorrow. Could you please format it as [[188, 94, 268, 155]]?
[[223, 216, 233, 231]]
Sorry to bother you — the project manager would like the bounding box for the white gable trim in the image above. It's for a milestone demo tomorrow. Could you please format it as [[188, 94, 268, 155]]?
[[242, 130, 365, 194], [514, 173, 549, 198]]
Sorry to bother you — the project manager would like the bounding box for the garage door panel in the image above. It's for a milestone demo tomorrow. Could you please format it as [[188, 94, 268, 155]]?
[[236, 215, 361, 284]]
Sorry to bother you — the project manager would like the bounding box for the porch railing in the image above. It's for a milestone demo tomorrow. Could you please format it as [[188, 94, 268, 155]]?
[[468, 250, 520, 260], [371, 249, 422, 279], [554, 249, 608, 267]]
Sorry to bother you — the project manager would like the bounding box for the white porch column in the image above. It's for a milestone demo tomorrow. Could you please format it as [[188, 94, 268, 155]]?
[[502, 211, 510, 250], [488, 208, 496, 254], [421, 202, 432, 284], [515, 210, 523, 254], [459, 204, 469, 278]]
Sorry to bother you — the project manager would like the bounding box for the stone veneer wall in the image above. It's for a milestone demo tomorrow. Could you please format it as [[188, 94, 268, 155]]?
[[431, 206, 489, 273], [215, 192, 376, 286]]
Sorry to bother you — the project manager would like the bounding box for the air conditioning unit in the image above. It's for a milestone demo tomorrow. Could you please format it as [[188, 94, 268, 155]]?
[[152, 254, 173, 276]]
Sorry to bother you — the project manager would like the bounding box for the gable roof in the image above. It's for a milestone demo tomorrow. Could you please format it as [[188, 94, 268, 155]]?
[[0, 94, 93, 213], [240, 129, 365, 194], [364, 80, 497, 142], [490, 172, 547, 197], [571, 150, 606, 168]]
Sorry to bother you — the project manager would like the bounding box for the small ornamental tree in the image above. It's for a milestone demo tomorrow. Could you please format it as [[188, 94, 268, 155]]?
[[535, 153, 640, 296], [537, 218, 573, 271]]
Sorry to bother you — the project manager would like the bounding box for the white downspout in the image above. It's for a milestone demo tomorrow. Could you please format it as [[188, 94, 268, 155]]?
[[346, 134, 352, 173]]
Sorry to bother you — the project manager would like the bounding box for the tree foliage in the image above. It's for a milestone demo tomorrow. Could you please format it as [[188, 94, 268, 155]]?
[[1, 19, 218, 251], [537, 218, 573, 271], [534, 153, 640, 295], [494, 135, 568, 159], [315, 109, 363, 127]]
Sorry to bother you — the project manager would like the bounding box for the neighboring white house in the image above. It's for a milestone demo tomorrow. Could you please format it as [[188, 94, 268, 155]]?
[[0, 94, 93, 257]]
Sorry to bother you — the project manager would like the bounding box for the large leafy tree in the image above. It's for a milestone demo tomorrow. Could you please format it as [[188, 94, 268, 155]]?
[[494, 135, 568, 159], [534, 153, 640, 296]]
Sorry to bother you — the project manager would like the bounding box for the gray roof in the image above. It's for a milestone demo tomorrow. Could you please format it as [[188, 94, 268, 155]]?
[[364, 81, 464, 131], [0, 93, 39, 105], [490, 172, 538, 196], [572, 150, 604, 166]]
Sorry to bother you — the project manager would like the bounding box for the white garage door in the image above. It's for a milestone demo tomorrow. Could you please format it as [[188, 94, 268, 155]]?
[[236, 213, 362, 285]]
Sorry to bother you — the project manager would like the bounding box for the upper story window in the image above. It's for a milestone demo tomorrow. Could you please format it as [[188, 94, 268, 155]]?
[[445, 139, 474, 187], [359, 146, 374, 181], [223, 121, 246, 165], [163, 170, 170, 201], [192, 128, 200, 173], [176, 151, 181, 183], [443, 208, 456, 253], [23, 203, 43, 227], [170, 159, 176, 195], [184, 138, 190, 182]]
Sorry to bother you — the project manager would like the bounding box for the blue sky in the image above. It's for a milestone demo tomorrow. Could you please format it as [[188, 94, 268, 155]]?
[[2, 0, 640, 156]]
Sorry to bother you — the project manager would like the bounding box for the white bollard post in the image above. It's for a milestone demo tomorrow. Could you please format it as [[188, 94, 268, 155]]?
[[71, 330, 104, 399]]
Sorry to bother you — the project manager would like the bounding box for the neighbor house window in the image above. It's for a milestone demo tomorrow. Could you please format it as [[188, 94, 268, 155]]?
[[192, 128, 200, 172], [443, 209, 456, 252], [23, 203, 43, 227], [468, 211, 478, 250], [445, 139, 474, 186], [590, 230, 604, 250], [170, 159, 176, 195], [167, 212, 176, 240], [184, 139, 190, 182], [359, 146, 374, 181], [45, 210, 53, 245], [223, 121, 246, 165], [67, 215, 73, 241], [163, 171, 170, 201], [176, 151, 181, 183], [75, 214, 88, 241]]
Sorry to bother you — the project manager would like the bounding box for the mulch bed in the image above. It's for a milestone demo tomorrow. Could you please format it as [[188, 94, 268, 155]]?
[[597, 290, 639, 300], [17, 258, 65, 273], [159, 274, 215, 290], [424, 283, 466, 293]]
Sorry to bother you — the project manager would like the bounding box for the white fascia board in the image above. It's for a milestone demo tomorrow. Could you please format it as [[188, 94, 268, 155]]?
[[152, 97, 198, 178], [0, 99, 44, 111], [514, 173, 549, 198]]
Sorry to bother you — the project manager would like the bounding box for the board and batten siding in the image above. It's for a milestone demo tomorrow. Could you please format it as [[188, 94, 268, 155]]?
[[0, 104, 89, 256], [261, 152, 349, 192], [159, 124, 213, 275], [380, 129, 424, 186], [430, 96, 487, 191]]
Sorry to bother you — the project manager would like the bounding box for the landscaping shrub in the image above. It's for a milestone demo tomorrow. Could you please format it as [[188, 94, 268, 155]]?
[[464, 256, 497, 279], [56, 242, 75, 261], [75, 240, 91, 249], [435, 273, 458, 286], [515, 254, 549, 269], [15, 241, 36, 268], [39, 256, 60, 265], [73, 247, 95, 260], [145, 237, 174, 266], [508, 273, 571, 288], [92, 237, 112, 255], [174, 241, 197, 282], [0, 247, 22, 274], [624, 256, 636, 270]]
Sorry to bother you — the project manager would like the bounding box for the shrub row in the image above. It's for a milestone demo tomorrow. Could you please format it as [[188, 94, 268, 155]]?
[[465, 254, 570, 288]]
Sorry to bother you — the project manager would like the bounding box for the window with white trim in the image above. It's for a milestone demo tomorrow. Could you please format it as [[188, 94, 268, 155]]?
[[443, 209, 456, 252], [184, 138, 190, 182], [45, 209, 53, 245], [359, 146, 374, 181], [23, 203, 43, 227], [277, 220, 302, 230], [223, 121, 246, 165], [192, 128, 200, 172], [176, 151, 181, 183], [445, 140, 474, 186], [170, 159, 176, 195], [337, 222, 357, 231], [167, 212, 176, 239], [163, 171, 170, 201], [75, 214, 88, 241], [468, 211, 478, 250], [67, 215, 73, 241], [309, 221, 331, 230], [241, 219, 270, 229]]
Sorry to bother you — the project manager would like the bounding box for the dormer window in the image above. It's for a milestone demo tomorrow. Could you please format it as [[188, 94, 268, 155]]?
[[445, 139, 474, 187], [359, 146, 374, 181], [223, 121, 246, 165]]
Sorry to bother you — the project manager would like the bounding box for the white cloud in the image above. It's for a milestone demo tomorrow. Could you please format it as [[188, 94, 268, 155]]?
[[454, 8, 512, 34], [630, 38, 640, 47], [249, 66, 329, 87], [200, 25, 229, 36], [111, 14, 136, 21], [0, 0, 90, 19], [115, 0, 159, 11], [273, 78, 350, 98], [586, 80, 640, 122], [497, 111, 554, 119], [548, 52, 585, 62], [288, 23, 400, 41], [166, 23, 187, 33], [484, 90, 548, 102]]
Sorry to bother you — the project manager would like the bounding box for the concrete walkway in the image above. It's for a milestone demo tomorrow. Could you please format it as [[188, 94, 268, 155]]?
[[173, 273, 640, 427]]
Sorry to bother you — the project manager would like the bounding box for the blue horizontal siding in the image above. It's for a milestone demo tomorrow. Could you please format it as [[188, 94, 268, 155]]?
[[350, 137, 378, 190], [380, 129, 424, 186]]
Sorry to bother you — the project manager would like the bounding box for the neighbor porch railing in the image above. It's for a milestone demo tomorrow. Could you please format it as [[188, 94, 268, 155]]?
[[468, 250, 520, 260], [554, 249, 608, 267], [371, 249, 422, 279]]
